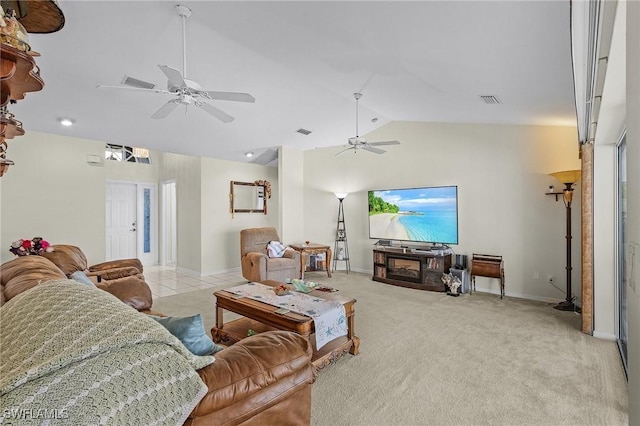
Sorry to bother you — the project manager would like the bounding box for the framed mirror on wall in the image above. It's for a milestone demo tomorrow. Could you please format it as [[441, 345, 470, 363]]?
[[230, 180, 270, 217]]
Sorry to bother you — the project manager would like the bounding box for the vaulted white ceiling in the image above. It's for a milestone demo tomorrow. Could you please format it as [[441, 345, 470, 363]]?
[[11, 1, 577, 163]]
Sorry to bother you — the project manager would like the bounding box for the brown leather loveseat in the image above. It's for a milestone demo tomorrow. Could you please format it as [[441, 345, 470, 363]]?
[[0, 254, 315, 425], [41, 244, 153, 310]]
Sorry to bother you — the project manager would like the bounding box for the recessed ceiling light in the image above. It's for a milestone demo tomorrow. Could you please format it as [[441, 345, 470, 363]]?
[[58, 118, 75, 126], [245, 152, 254, 158]]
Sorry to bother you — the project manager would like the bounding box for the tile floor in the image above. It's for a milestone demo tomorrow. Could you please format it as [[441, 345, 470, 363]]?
[[144, 265, 246, 298]]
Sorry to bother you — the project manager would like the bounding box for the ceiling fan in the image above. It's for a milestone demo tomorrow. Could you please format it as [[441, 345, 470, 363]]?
[[335, 92, 400, 156], [97, 5, 254, 123]]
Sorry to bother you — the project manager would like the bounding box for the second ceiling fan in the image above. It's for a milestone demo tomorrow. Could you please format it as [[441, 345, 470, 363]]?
[[97, 5, 254, 123], [336, 92, 400, 156]]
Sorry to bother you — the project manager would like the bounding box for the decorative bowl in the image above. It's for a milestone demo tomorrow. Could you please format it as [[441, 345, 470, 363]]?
[[272, 286, 290, 296]]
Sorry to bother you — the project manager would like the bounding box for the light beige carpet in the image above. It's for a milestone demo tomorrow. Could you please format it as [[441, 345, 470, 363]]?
[[153, 271, 629, 426]]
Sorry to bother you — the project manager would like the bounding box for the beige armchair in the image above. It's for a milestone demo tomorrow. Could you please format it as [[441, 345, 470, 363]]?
[[240, 227, 301, 282]]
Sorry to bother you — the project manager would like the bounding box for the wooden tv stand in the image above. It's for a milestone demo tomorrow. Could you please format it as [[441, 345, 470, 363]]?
[[372, 248, 451, 292]]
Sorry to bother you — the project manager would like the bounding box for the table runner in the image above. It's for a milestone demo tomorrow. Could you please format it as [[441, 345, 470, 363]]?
[[225, 282, 347, 350]]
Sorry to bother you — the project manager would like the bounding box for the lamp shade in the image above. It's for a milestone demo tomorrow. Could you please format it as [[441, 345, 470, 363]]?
[[334, 192, 348, 200], [549, 170, 581, 185]]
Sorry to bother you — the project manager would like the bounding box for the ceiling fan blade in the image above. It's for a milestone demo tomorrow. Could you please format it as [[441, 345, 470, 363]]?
[[362, 145, 386, 154], [121, 75, 157, 89], [205, 91, 256, 103], [158, 65, 187, 89], [335, 147, 354, 157], [197, 102, 234, 123], [151, 100, 179, 119], [368, 140, 400, 146], [97, 85, 171, 94]]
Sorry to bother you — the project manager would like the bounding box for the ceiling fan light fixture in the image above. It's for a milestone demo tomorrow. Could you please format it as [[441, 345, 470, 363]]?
[[335, 92, 400, 156], [97, 3, 254, 123]]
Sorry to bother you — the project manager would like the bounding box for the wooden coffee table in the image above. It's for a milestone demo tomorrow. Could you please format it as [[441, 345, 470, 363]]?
[[211, 280, 360, 370]]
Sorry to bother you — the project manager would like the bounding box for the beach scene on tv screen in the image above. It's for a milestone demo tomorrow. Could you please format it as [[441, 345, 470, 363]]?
[[369, 186, 458, 244]]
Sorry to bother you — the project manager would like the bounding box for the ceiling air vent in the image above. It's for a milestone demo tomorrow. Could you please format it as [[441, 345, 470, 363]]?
[[296, 128, 312, 135], [121, 75, 156, 90], [251, 149, 279, 166], [480, 95, 501, 104]]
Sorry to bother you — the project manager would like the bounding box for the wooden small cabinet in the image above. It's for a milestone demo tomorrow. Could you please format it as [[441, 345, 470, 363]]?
[[470, 254, 505, 299], [373, 248, 451, 292]]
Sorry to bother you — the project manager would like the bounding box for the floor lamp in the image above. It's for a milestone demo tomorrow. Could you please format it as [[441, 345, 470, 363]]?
[[548, 170, 581, 312], [333, 192, 350, 273]]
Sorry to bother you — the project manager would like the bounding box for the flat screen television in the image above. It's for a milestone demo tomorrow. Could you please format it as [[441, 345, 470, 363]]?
[[368, 185, 459, 245]]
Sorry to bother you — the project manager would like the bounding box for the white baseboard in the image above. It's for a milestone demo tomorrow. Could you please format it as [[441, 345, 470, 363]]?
[[177, 266, 241, 277], [593, 330, 617, 341]]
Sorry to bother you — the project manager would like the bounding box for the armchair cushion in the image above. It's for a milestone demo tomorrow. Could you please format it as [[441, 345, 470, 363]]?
[[188, 331, 313, 424], [95, 276, 153, 311], [89, 258, 143, 274], [0, 256, 67, 305]]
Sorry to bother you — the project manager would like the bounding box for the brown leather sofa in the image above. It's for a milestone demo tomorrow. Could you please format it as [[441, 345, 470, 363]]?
[[1, 255, 315, 425], [41, 244, 153, 311]]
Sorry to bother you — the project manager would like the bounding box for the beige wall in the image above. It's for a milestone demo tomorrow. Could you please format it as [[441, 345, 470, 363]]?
[[279, 146, 304, 244], [593, 144, 617, 339], [0, 132, 106, 265], [626, 1, 639, 422], [303, 121, 581, 301], [200, 157, 278, 275], [0, 136, 278, 276], [158, 153, 203, 274]]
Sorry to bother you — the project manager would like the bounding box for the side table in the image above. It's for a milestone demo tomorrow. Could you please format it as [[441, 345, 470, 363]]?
[[470, 254, 505, 299], [289, 243, 332, 279]]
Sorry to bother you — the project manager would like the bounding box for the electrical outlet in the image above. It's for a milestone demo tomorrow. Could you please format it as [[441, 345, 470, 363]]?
[[547, 275, 554, 284]]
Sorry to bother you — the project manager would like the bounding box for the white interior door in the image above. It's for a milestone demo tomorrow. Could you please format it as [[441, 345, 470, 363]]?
[[106, 182, 137, 261]]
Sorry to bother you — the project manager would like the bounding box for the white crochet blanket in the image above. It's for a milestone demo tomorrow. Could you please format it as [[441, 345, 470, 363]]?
[[0, 280, 213, 425]]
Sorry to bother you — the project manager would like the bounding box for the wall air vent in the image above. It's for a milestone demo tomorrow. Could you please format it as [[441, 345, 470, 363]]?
[[121, 76, 156, 90], [480, 95, 501, 104], [296, 128, 312, 135]]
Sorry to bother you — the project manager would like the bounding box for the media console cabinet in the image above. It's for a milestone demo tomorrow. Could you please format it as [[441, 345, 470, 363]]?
[[372, 248, 451, 292]]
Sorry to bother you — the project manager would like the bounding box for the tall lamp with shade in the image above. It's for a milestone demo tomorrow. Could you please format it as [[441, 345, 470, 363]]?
[[333, 193, 350, 273], [547, 169, 581, 312]]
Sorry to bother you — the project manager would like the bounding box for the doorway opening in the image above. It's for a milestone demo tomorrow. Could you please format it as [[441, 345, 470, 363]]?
[[161, 180, 177, 267]]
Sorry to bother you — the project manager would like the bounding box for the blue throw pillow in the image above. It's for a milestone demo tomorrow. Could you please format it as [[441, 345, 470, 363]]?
[[151, 314, 223, 356], [70, 270, 95, 287]]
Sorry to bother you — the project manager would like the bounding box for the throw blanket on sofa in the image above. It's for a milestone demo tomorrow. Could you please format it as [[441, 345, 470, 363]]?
[[0, 280, 213, 425]]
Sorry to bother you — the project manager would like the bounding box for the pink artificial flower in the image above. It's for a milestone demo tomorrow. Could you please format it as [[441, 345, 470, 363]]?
[[40, 240, 50, 250], [22, 240, 32, 249]]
